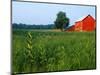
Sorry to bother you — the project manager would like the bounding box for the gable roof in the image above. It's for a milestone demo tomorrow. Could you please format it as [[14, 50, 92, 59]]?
[[75, 15, 95, 22], [66, 25, 74, 29], [65, 25, 75, 31]]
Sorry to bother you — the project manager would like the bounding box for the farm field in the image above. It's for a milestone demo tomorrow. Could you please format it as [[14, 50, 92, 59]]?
[[12, 29, 96, 73]]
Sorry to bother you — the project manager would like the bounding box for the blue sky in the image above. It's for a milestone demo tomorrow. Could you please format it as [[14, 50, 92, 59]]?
[[12, 1, 96, 26]]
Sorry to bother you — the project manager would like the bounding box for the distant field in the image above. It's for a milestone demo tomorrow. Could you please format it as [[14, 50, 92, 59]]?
[[12, 29, 96, 73]]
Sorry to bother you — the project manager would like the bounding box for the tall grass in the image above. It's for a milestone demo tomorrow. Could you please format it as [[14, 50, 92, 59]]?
[[12, 30, 96, 73]]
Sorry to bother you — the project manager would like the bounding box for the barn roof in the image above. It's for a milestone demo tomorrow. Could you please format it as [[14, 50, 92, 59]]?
[[64, 25, 74, 31], [66, 25, 74, 29], [76, 15, 87, 22], [75, 14, 95, 22]]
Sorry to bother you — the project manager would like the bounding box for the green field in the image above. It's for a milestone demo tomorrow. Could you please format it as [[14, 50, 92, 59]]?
[[12, 29, 96, 73]]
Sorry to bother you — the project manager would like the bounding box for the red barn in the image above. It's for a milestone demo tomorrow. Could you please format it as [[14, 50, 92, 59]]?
[[66, 25, 75, 31], [74, 21, 83, 31], [66, 15, 96, 32]]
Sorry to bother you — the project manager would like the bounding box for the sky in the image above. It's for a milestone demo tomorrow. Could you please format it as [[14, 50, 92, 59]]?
[[12, 1, 96, 26]]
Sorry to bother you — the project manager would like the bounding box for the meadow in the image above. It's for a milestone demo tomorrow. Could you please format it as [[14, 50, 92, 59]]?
[[12, 29, 96, 73]]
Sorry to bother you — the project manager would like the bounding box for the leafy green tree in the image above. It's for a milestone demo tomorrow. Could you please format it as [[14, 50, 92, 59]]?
[[54, 11, 69, 31]]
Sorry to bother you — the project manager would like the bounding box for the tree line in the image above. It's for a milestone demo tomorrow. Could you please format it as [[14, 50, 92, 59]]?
[[12, 23, 55, 29], [13, 11, 70, 31]]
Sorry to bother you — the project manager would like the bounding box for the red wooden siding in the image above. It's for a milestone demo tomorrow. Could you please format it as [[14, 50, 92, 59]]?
[[66, 15, 96, 32], [75, 21, 82, 31], [82, 15, 96, 31], [66, 25, 75, 31]]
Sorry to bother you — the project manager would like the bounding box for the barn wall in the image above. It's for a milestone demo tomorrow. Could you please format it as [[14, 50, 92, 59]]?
[[83, 16, 95, 31], [66, 15, 96, 32], [75, 21, 82, 31], [66, 25, 75, 31]]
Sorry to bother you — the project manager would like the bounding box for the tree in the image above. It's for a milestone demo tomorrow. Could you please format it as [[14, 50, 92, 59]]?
[[54, 11, 69, 31]]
